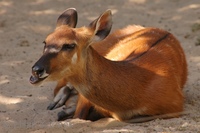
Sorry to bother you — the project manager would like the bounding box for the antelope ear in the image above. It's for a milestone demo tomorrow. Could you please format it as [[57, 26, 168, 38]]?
[[56, 8, 78, 28], [89, 10, 112, 41]]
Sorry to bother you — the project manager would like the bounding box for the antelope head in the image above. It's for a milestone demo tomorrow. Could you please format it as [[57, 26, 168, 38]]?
[[30, 8, 112, 84]]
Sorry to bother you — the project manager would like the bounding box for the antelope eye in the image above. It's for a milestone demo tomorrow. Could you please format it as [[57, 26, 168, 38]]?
[[62, 43, 76, 50]]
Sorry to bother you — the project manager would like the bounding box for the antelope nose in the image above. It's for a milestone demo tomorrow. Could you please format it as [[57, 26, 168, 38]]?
[[30, 64, 49, 84], [32, 65, 44, 76]]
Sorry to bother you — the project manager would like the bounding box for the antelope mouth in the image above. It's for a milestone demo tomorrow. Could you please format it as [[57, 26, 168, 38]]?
[[29, 71, 49, 84]]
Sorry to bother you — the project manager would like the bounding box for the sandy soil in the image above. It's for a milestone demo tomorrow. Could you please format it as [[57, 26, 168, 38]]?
[[0, 0, 200, 132]]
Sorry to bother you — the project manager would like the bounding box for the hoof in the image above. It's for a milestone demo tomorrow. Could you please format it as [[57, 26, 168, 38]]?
[[57, 110, 73, 121], [47, 102, 57, 110]]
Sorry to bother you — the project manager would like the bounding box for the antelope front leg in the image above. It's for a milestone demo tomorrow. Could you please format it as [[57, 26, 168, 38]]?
[[47, 86, 71, 110], [47, 80, 74, 110], [73, 94, 92, 120], [57, 89, 78, 121]]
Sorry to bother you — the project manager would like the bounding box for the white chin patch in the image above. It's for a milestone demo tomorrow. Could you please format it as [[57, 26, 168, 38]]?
[[39, 70, 49, 79]]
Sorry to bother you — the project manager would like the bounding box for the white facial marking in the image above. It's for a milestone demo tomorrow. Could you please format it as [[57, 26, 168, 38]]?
[[72, 53, 77, 64], [44, 47, 60, 53], [44, 48, 47, 53], [48, 48, 60, 53]]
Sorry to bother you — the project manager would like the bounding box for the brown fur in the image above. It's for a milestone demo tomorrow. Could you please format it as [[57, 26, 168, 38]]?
[[31, 9, 187, 122]]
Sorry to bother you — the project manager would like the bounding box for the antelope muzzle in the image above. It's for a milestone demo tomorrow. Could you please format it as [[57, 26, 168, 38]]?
[[30, 54, 51, 84]]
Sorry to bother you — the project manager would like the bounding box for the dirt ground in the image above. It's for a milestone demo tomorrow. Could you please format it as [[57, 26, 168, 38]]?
[[0, 0, 200, 132]]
